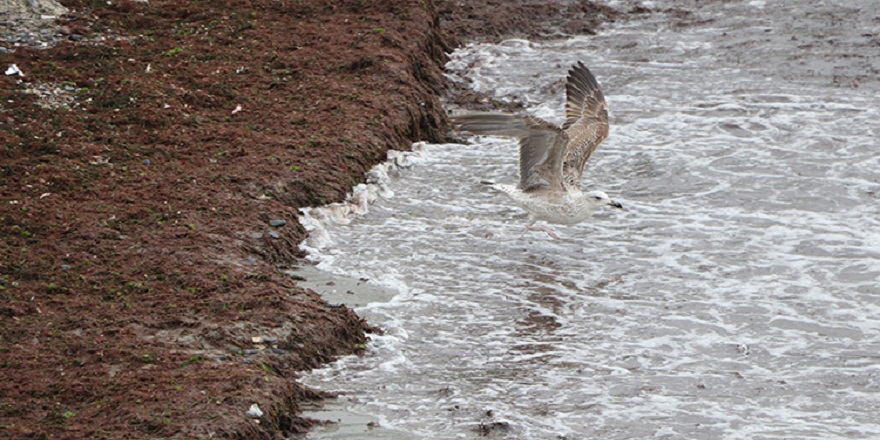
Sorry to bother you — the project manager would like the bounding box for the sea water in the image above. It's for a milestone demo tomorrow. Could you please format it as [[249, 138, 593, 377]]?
[[297, 1, 880, 438]]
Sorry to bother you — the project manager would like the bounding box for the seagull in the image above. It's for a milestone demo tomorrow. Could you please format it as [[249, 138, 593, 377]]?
[[450, 62, 622, 239]]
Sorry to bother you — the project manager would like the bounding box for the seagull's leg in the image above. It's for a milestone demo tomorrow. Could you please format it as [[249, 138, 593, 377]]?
[[519, 218, 537, 238], [537, 225, 560, 240], [520, 220, 560, 240]]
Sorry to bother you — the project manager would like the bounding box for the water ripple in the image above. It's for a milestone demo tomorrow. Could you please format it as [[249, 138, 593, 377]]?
[[301, 1, 880, 438]]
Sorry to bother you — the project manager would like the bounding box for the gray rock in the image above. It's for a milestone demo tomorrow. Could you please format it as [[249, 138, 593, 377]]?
[[267, 230, 280, 239], [269, 219, 286, 227]]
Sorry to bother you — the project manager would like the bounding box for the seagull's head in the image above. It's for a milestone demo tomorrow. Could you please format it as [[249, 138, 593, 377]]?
[[584, 190, 623, 210]]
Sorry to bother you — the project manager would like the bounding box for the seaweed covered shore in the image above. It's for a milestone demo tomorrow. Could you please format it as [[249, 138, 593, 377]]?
[[0, 0, 619, 437]]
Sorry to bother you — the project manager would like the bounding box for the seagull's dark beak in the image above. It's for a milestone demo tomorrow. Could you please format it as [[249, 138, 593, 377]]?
[[610, 200, 623, 209]]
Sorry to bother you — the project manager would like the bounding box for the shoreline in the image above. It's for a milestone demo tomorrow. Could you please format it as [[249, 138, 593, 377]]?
[[289, 266, 413, 439], [0, 0, 622, 437]]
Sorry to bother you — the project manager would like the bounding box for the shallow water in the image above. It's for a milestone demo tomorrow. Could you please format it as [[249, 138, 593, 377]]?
[[298, 1, 880, 439]]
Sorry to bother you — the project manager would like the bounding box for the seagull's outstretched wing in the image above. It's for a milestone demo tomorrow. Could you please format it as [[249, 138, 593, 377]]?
[[451, 113, 569, 192], [561, 62, 609, 190]]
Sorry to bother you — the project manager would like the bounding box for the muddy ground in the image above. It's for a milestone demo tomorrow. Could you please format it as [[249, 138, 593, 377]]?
[[1, 0, 625, 438]]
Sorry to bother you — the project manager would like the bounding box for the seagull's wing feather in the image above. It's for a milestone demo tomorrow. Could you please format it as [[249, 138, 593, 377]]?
[[561, 62, 609, 189], [451, 113, 568, 192]]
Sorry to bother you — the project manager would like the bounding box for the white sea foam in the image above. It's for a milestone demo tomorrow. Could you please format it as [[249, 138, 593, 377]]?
[[300, 1, 880, 438], [298, 143, 429, 251]]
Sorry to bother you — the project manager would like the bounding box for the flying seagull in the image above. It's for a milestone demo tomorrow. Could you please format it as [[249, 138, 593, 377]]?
[[450, 62, 622, 239]]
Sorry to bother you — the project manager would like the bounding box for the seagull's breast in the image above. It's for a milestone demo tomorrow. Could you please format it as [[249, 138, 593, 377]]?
[[505, 189, 597, 225]]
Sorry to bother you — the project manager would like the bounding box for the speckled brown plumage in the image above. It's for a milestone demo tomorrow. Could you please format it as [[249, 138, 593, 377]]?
[[449, 62, 621, 239]]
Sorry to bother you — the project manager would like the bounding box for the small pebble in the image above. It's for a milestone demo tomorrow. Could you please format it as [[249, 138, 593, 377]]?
[[143, 159, 150, 166], [60, 264, 71, 270], [261, 337, 278, 344], [267, 230, 280, 239], [251, 336, 268, 343], [269, 219, 286, 227], [270, 348, 286, 355]]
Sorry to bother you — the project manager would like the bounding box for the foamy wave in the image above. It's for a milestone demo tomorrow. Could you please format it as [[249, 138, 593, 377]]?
[[302, 2, 880, 438], [298, 142, 429, 252]]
